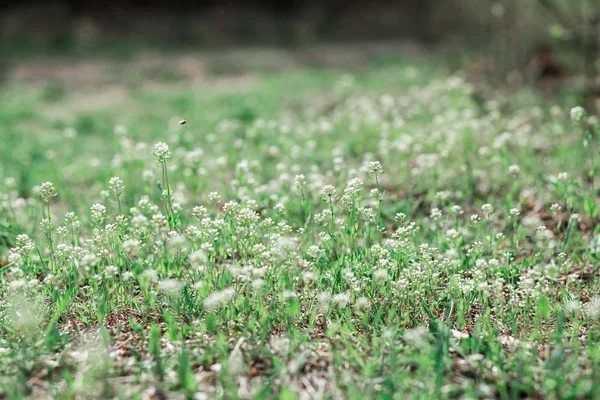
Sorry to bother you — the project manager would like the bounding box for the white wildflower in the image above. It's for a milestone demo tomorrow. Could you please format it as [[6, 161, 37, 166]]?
[[481, 204, 494, 219], [446, 228, 460, 239], [158, 279, 183, 296], [373, 269, 389, 282], [38, 182, 58, 202], [508, 165, 520, 176], [90, 203, 107, 224], [204, 288, 235, 312], [251, 279, 266, 290], [368, 161, 384, 175], [332, 293, 351, 308], [108, 177, 125, 196], [570, 106, 585, 122], [153, 142, 172, 161]]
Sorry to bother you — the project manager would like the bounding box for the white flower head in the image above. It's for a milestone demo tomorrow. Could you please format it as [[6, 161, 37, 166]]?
[[251, 278, 266, 290], [368, 161, 384, 176], [38, 182, 58, 202], [90, 203, 107, 224], [321, 185, 337, 201], [373, 269, 389, 282], [564, 300, 581, 316], [15, 234, 35, 256], [355, 297, 369, 310], [446, 228, 460, 239], [109, 177, 125, 196], [584, 297, 600, 320], [332, 292, 350, 308], [204, 288, 235, 312], [158, 279, 183, 297], [153, 142, 172, 161], [122, 238, 141, 256], [508, 165, 520, 176], [293, 174, 306, 193], [208, 192, 221, 204], [570, 106, 586, 122], [189, 249, 208, 266], [481, 204, 494, 219]]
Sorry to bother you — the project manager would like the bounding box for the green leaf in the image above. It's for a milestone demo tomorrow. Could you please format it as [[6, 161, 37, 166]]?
[[149, 324, 162, 356], [585, 197, 598, 218], [280, 386, 299, 400], [177, 349, 195, 392], [536, 296, 551, 318], [45, 324, 60, 350], [288, 298, 299, 317], [206, 313, 218, 333]]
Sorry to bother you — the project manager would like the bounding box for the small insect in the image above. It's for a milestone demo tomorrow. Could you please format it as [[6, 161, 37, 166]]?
[[179, 119, 187, 125]]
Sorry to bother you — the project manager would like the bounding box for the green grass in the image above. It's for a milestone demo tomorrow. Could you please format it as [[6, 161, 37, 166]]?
[[1, 53, 600, 399]]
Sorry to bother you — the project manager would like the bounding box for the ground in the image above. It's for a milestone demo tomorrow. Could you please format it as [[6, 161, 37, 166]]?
[[0, 43, 599, 399]]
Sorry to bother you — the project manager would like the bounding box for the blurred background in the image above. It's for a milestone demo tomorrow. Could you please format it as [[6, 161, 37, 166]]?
[[0, 1, 596, 57], [0, 0, 496, 47], [0, 0, 599, 103]]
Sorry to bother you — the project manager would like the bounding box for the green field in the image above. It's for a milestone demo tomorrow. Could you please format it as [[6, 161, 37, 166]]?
[[1, 51, 599, 399]]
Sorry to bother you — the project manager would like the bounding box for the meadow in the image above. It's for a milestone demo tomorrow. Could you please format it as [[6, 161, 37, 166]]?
[[0, 51, 599, 399]]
